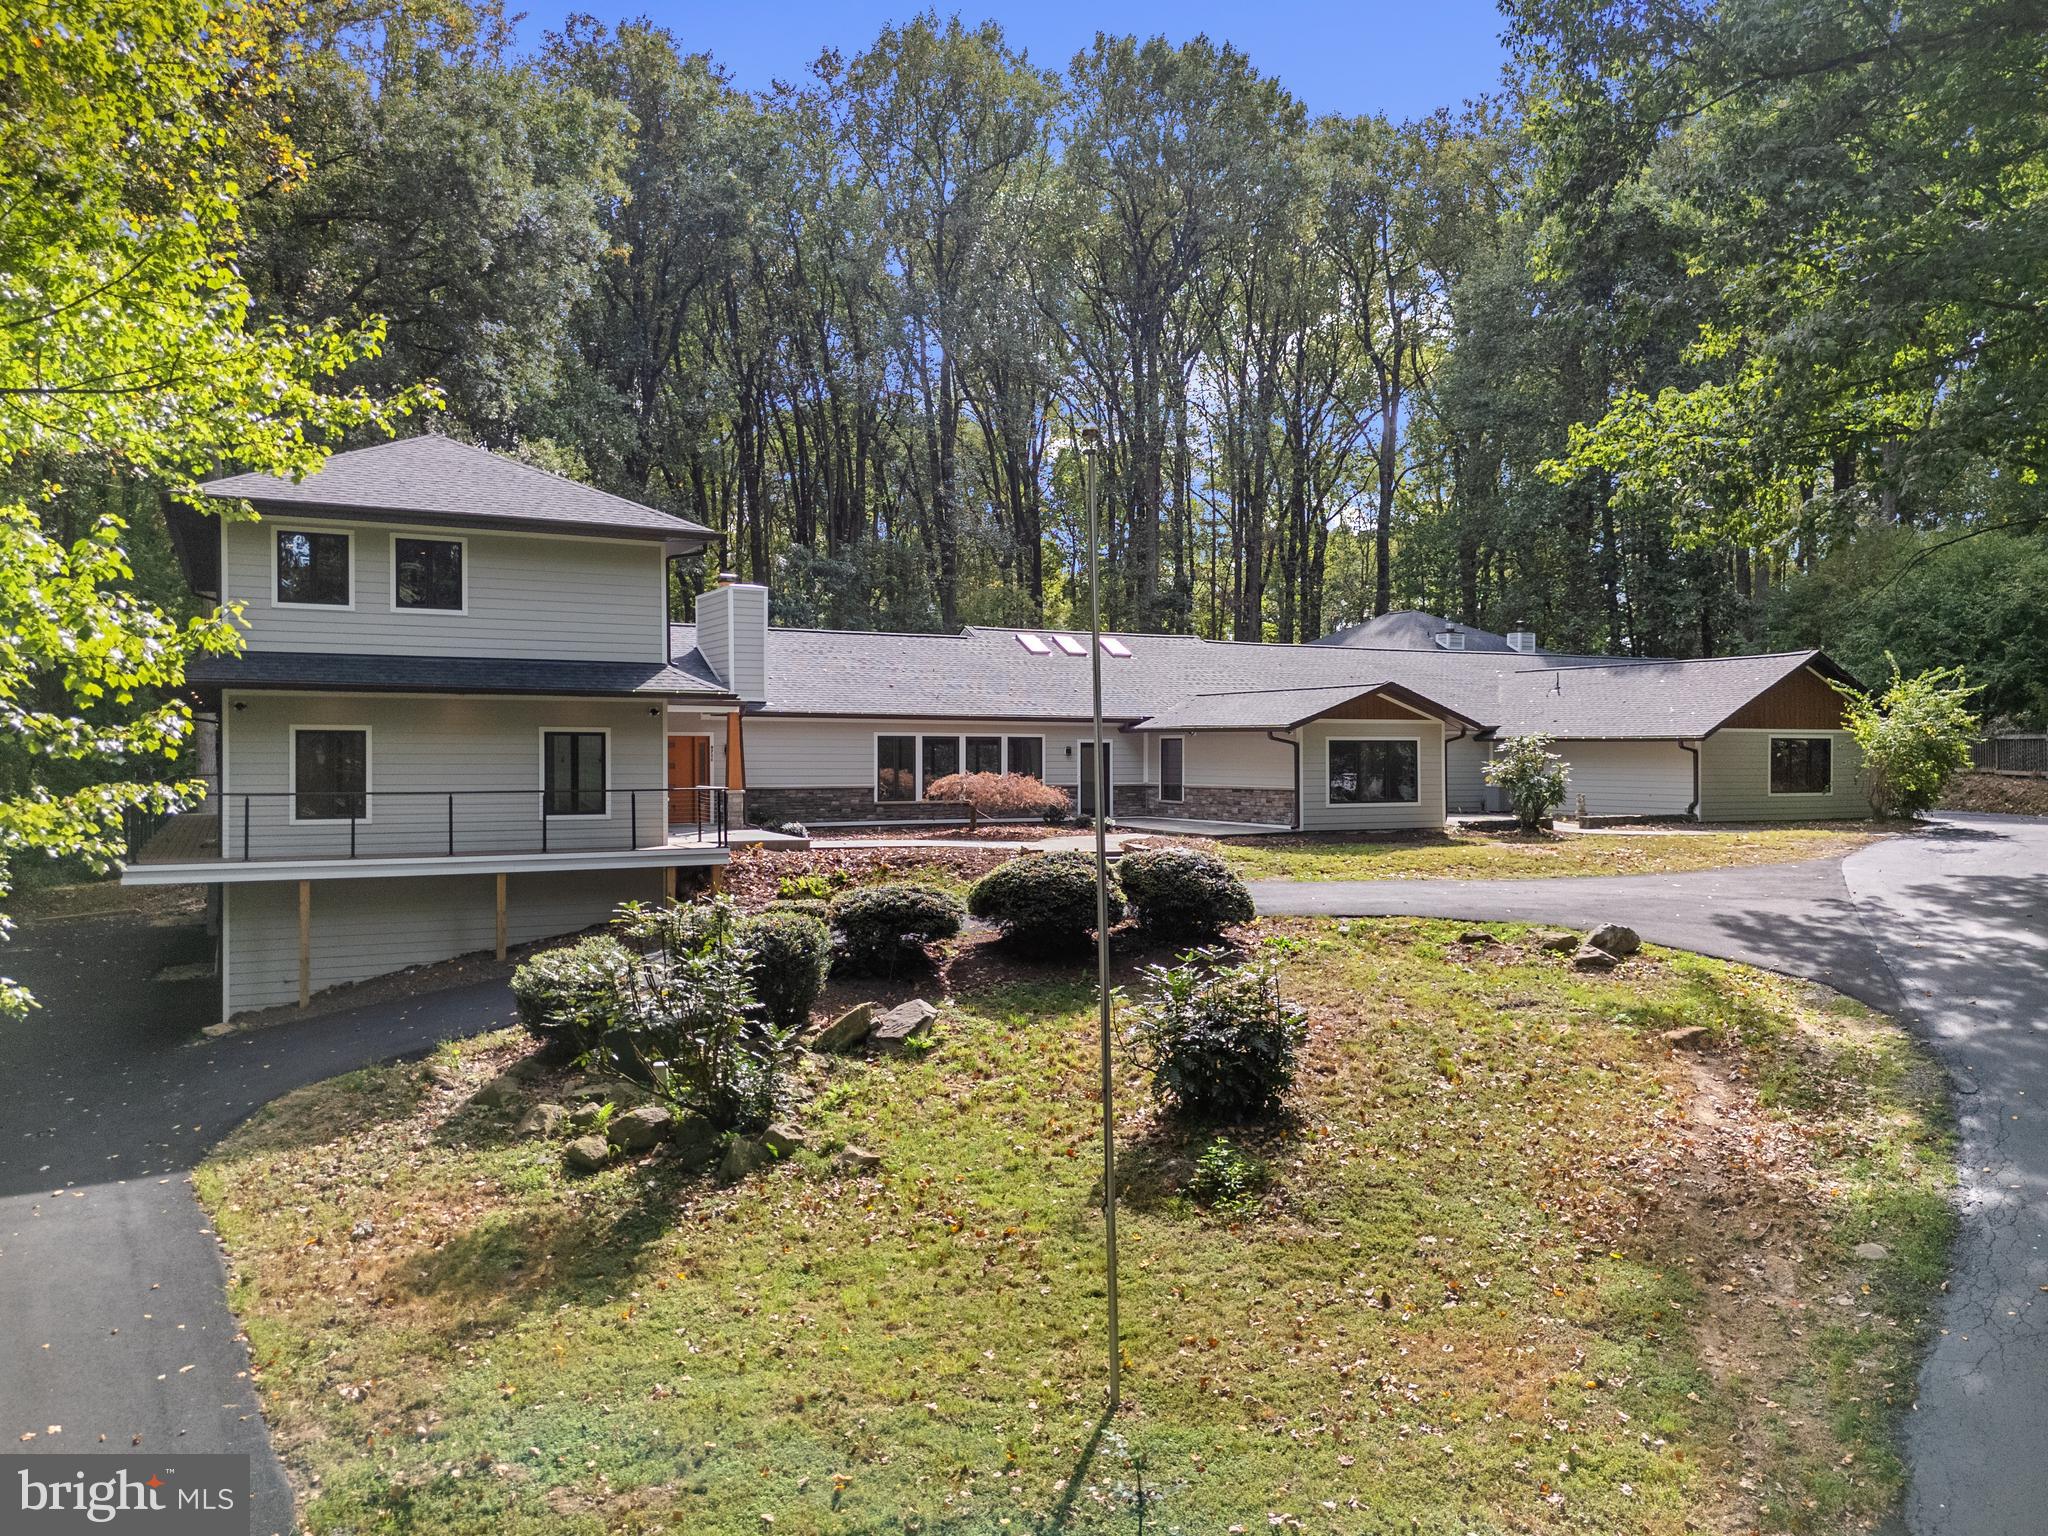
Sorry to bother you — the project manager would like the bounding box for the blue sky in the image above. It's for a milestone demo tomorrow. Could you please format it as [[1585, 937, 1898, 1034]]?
[[510, 1, 1510, 121]]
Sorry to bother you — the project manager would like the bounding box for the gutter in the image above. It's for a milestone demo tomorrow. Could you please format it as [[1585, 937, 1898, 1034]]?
[[1681, 738, 1701, 819], [1266, 730, 1302, 830]]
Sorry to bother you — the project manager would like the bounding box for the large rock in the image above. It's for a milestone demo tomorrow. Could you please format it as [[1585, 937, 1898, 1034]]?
[[719, 1137, 775, 1183], [759, 1122, 808, 1158], [563, 1135, 612, 1173], [1585, 923, 1642, 958], [470, 1074, 524, 1110], [1532, 930, 1582, 953], [568, 1101, 607, 1133], [608, 1103, 673, 1153], [1571, 945, 1621, 971], [812, 1003, 876, 1054], [836, 1145, 882, 1174], [870, 999, 938, 1054], [517, 1102, 570, 1137], [669, 1112, 723, 1173]]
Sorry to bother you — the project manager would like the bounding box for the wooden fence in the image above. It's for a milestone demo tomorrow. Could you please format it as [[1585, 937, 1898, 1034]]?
[[1971, 735, 2048, 774]]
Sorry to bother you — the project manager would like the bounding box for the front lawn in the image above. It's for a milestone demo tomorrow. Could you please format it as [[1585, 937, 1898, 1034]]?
[[198, 920, 1950, 1535], [1196, 825, 1888, 883]]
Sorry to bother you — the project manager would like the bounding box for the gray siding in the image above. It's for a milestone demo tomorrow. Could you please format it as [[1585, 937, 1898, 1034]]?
[[694, 584, 767, 701], [1556, 740, 1697, 818], [223, 518, 666, 662], [224, 868, 659, 1013], [1445, 734, 1490, 813], [222, 692, 669, 859], [1699, 728, 1870, 820], [1298, 719, 1445, 832]]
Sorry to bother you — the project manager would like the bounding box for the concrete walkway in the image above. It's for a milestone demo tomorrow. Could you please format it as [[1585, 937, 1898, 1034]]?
[[1256, 812, 2048, 1536], [0, 911, 514, 1536]]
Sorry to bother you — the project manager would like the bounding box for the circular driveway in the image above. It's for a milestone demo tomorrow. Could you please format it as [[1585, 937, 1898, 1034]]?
[[1, 813, 2039, 1535]]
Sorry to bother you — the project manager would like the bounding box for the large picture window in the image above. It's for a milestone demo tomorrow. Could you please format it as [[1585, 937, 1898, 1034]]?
[[1158, 737, 1185, 803], [921, 735, 961, 787], [543, 731, 608, 817], [292, 728, 368, 821], [965, 736, 1003, 775], [394, 536, 464, 611], [1327, 738, 1419, 805], [276, 529, 351, 606], [876, 735, 916, 802], [1770, 736, 1832, 795], [1006, 737, 1043, 780]]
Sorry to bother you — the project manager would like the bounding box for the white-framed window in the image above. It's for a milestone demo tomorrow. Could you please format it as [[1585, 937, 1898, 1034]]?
[[1158, 736, 1185, 803], [274, 527, 353, 608], [392, 534, 466, 613], [1006, 736, 1044, 780], [874, 732, 1050, 801], [1326, 737, 1420, 805], [289, 725, 370, 823], [1768, 735, 1833, 796], [540, 728, 610, 817]]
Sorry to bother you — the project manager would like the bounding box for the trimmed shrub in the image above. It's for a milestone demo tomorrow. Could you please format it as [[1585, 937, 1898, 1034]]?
[[967, 851, 1123, 952], [1120, 948, 1306, 1122], [829, 883, 964, 975], [1115, 846, 1254, 941], [738, 909, 832, 1029], [510, 934, 633, 1054], [924, 771, 1073, 827]]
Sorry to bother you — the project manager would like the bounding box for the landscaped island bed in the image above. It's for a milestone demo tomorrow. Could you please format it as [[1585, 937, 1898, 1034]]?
[[1193, 825, 1888, 883], [199, 919, 1949, 1535]]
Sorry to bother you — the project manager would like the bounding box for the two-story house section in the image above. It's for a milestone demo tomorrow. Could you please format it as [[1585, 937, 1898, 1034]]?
[[123, 434, 746, 1020]]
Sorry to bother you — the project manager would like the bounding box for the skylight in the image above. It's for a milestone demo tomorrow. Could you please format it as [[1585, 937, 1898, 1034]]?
[[1051, 633, 1086, 656], [1099, 636, 1132, 658], [1016, 632, 1051, 655]]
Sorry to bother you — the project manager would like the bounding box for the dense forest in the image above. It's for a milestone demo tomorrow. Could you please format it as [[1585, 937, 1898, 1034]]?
[[28, 0, 2048, 718]]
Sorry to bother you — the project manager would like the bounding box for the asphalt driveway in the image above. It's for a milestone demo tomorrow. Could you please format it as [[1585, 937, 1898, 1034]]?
[[1256, 811, 2048, 1536], [0, 908, 513, 1536], [3, 813, 2040, 1535]]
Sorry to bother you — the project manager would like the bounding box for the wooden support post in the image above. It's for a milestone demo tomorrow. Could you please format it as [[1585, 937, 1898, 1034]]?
[[708, 864, 725, 894], [664, 865, 679, 904], [494, 872, 508, 961], [296, 879, 311, 1009]]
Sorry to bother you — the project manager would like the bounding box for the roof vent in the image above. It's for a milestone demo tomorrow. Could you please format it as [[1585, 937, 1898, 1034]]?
[[1016, 632, 1051, 655], [1507, 625, 1539, 654], [1099, 636, 1132, 658], [1051, 633, 1086, 657], [1436, 629, 1466, 651]]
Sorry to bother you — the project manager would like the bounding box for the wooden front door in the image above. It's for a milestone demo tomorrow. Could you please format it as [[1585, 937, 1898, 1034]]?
[[668, 735, 712, 825]]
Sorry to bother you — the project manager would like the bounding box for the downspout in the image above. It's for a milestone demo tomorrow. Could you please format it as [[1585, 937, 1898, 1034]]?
[[1266, 730, 1301, 830], [1442, 721, 1468, 816], [1680, 738, 1701, 820]]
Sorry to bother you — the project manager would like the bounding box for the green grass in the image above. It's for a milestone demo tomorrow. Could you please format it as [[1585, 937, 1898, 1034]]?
[[1202, 825, 1888, 882], [197, 920, 1951, 1536]]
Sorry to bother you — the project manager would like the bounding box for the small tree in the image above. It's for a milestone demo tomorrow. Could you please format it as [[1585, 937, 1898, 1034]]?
[[923, 772, 1072, 828], [1484, 734, 1571, 831], [1833, 658, 1981, 818]]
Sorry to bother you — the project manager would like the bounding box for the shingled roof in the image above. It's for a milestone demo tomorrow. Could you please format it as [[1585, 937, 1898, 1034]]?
[[667, 621, 1847, 740], [188, 650, 733, 700], [201, 434, 715, 543]]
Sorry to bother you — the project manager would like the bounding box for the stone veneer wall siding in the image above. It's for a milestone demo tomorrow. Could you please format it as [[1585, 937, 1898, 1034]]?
[[1132, 785, 1296, 827]]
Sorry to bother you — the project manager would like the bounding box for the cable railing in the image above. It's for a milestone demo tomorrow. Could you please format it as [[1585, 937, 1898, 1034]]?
[[125, 785, 729, 865]]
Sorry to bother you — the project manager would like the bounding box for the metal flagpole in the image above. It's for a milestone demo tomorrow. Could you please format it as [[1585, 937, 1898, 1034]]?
[[1081, 425, 1119, 1410]]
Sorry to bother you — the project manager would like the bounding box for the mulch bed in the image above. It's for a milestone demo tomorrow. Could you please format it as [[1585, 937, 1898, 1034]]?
[[720, 844, 1015, 909], [1941, 771, 2048, 815]]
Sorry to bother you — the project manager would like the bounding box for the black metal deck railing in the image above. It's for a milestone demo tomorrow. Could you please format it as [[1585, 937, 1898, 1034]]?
[[125, 785, 728, 865]]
